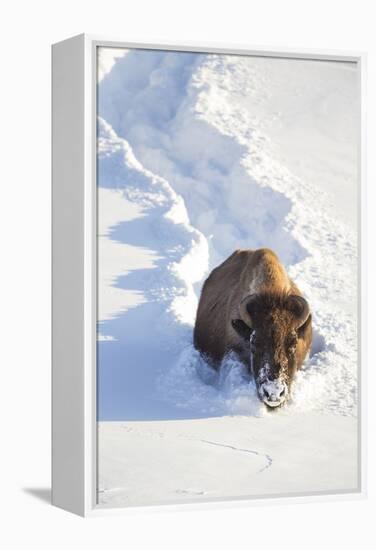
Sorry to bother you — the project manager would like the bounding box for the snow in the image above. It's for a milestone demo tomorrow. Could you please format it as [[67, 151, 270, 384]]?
[[97, 414, 358, 508], [96, 48, 359, 507], [97, 47, 128, 83]]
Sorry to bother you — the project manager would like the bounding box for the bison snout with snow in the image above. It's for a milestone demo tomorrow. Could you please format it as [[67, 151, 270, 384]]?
[[194, 248, 312, 409]]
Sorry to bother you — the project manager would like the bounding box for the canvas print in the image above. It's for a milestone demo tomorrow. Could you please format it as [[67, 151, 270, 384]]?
[[96, 46, 359, 508]]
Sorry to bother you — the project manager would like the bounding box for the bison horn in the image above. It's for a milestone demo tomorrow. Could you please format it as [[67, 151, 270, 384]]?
[[239, 294, 258, 328], [286, 295, 310, 328]]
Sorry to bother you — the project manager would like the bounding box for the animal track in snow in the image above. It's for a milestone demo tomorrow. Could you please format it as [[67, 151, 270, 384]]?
[[199, 439, 273, 474]]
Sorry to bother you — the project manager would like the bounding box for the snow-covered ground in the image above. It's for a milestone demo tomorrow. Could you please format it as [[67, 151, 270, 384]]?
[[96, 48, 359, 507]]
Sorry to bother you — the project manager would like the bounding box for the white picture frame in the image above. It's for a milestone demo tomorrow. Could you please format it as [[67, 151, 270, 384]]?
[[52, 34, 367, 517]]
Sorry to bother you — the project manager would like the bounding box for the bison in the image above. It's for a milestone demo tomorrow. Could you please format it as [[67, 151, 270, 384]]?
[[194, 248, 312, 408]]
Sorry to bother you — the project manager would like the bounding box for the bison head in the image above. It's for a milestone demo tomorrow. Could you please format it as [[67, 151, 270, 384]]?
[[232, 293, 310, 409]]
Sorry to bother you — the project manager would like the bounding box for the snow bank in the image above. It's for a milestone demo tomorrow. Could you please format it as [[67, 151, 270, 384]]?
[[97, 117, 210, 419]]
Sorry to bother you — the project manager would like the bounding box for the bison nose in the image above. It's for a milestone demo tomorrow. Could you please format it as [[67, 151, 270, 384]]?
[[264, 387, 285, 400], [260, 380, 287, 408], [264, 388, 285, 399]]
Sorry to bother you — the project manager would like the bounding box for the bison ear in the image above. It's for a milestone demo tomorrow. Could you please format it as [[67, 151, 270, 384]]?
[[297, 313, 312, 339], [286, 295, 310, 328], [239, 294, 258, 328], [231, 319, 253, 341]]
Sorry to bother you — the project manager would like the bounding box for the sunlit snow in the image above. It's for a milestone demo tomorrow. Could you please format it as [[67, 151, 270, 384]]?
[[96, 49, 359, 507]]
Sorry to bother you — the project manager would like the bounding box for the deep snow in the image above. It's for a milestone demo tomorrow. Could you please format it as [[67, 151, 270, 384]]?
[[96, 47, 359, 506]]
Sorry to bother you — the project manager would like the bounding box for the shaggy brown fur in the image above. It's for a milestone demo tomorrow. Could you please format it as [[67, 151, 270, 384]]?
[[194, 248, 312, 394]]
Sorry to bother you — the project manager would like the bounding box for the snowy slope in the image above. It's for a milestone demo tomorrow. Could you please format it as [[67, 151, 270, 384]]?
[[96, 49, 359, 506]]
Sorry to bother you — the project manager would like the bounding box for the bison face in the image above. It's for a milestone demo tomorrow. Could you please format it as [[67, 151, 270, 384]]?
[[249, 328, 298, 408], [232, 293, 310, 409]]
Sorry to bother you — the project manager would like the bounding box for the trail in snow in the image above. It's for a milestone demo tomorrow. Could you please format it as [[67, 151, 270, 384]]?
[[99, 50, 306, 270], [97, 49, 358, 420]]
